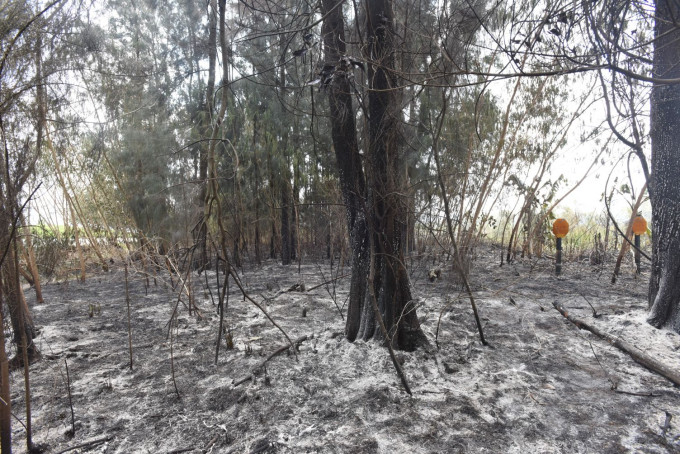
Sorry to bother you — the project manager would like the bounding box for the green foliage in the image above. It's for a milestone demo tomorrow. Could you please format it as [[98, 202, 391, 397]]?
[[31, 223, 71, 278]]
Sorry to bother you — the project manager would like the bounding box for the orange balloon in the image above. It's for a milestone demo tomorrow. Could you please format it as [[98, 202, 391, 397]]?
[[632, 215, 647, 235], [552, 218, 569, 238]]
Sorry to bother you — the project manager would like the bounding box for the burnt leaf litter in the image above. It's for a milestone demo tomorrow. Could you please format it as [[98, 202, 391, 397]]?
[[8, 246, 680, 453]]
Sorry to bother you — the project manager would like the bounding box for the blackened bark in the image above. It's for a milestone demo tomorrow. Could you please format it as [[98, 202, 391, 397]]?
[[291, 160, 299, 261], [281, 182, 291, 265], [268, 142, 277, 259], [648, 0, 680, 332], [0, 288, 9, 452], [321, 0, 370, 342], [363, 0, 422, 350], [193, 0, 217, 270], [253, 114, 262, 265], [278, 33, 292, 266], [322, 0, 423, 350]]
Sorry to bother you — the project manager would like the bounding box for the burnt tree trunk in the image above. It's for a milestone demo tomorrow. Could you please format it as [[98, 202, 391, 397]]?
[[253, 114, 262, 265], [193, 0, 217, 270], [278, 34, 292, 267], [267, 139, 277, 259], [291, 158, 299, 262], [281, 179, 291, 266], [1, 221, 39, 364], [321, 0, 370, 343], [647, 0, 680, 332], [322, 0, 423, 351], [0, 286, 9, 452]]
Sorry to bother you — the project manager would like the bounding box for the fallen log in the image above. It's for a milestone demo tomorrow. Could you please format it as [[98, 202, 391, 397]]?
[[233, 335, 311, 386], [553, 301, 680, 387]]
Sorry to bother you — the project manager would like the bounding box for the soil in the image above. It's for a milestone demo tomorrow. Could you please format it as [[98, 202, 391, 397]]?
[[7, 246, 680, 453]]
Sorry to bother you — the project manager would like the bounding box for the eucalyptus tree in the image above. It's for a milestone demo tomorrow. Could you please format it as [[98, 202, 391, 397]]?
[[233, 26, 293, 263], [90, 0, 183, 246], [0, 0, 77, 365], [192, 0, 217, 270], [0, 1, 83, 450], [319, 0, 428, 349], [318, 0, 503, 349], [236, 0, 322, 266]]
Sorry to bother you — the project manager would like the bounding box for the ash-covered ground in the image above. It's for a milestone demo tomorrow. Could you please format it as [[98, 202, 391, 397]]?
[[8, 246, 680, 453]]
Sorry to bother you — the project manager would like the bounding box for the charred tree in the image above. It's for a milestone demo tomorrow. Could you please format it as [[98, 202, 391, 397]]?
[[321, 0, 370, 344], [1, 244, 39, 364], [268, 143, 278, 260], [281, 178, 292, 266], [291, 158, 300, 262], [363, 0, 423, 350], [253, 113, 262, 265], [193, 0, 218, 271], [647, 0, 680, 332], [321, 0, 424, 351]]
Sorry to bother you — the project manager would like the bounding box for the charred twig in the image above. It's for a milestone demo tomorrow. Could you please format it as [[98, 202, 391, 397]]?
[[579, 293, 600, 318], [204, 434, 219, 452], [661, 411, 672, 438], [306, 272, 350, 292], [165, 256, 202, 339], [614, 389, 662, 397], [312, 264, 345, 320], [365, 240, 413, 396], [233, 335, 311, 386], [227, 267, 296, 357], [269, 282, 306, 300], [64, 359, 75, 436], [431, 93, 486, 346], [167, 448, 194, 454], [169, 323, 181, 399], [203, 257, 216, 306], [55, 435, 113, 454], [215, 270, 230, 365], [553, 301, 680, 387], [125, 263, 133, 370]]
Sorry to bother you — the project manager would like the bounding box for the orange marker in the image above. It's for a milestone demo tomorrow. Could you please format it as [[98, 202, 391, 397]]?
[[552, 219, 569, 275], [632, 214, 647, 274]]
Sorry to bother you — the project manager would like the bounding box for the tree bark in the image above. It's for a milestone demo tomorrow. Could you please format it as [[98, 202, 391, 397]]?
[[267, 141, 277, 259], [365, 0, 424, 350], [322, 0, 423, 350], [278, 33, 292, 266], [321, 0, 370, 343], [253, 114, 262, 265], [281, 180, 291, 265], [0, 286, 10, 453], [647, 0, 680, 332], [20, 213, 43, 303], [193, 0, 217, 271], [2, 246, 39, 364], [291, 158, 299, 262]]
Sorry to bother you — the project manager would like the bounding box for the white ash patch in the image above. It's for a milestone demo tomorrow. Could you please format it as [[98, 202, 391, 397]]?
[[8, 251, 680, 453]]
